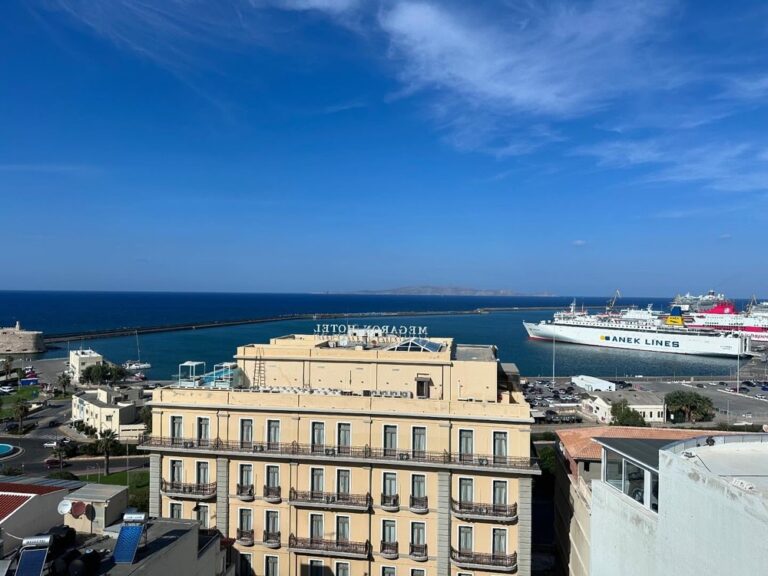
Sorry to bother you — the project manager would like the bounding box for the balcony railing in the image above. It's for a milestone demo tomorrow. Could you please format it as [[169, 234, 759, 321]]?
[[236, 528, 254, 546], [236, 483, 254, 501], [409, 495, 429, 513], [139, 436, 539, 473], [380, 541, 399, 560], [450, 548, 518, 573], [380, 493, 400, 512], [263, 485, 282, 503], [289, 489, 372, 510], [288, 534, 371, 559], [160, 480, 217, 499], [450, 499, 518, 522], [409, 543, 428, 561], [262, 530, 281, 549]]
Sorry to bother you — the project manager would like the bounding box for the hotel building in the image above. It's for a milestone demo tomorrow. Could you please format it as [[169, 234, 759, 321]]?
[[140, 328, 539, 576]]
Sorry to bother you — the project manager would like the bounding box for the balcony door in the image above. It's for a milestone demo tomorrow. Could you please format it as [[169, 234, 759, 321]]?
[[492, 528, 507, 556], [458, 526, 473, 553], [337, 469, 350, 497], [493, 431, 508, 464], [267, 420, 280, 450], [196, 417, 210, 447], [412, 426, 426, 459], [336, 516, 349, 543], [311, 467, 324, 498], [383, 472, 397, 499], [337, 423, 351, 454], [411, 522, 425, 546], [383, 425, 397, 457], [265, 510, 279, 535], [382, 519, 396, 543], [170, 416, 183, 444], [459, 477, 473, 504], [170, 460, 183, 483], [196, 461, 209, 485], [311, 422, 325, 453], [493, 480, 507, 507], [240, 419, 253, 449], [239, 464, 253, 487], [266, 465, 279, 488], [265, 557, 278, 576], [239, 509, 252, 531], [459, 430, 474, 463], [310, 514, 323, 541], [412, 474, 425, 498]]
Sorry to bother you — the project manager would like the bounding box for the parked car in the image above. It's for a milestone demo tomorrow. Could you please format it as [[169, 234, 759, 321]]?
[[43, 440, 58, 448], [0, 386, 14, 394], [48, 419, 59, 428], [3, 422, 18, 431], [44, 458, 67, 470]]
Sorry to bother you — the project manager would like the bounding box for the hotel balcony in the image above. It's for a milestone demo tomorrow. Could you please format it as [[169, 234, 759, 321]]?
[[380, 493, 400, 512], [409, 495, 429, 514], [409, 543, 428, 562], [236, 483, 254, 502], [236, 528, 254, 547], [288, 534, 371, 559], [379, 541, 399, 560], [160, 480, 217, 500], [262, 530, 281, 549], [288, 489, 372, 511], [450, 548, 518, 573], [263, 485, 282, 503], [450, 499, 519, 522], [139, 437, 539, 474]]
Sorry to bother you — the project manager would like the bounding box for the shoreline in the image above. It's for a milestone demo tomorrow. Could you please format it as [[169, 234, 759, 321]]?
[[43, 305, 602, 344]]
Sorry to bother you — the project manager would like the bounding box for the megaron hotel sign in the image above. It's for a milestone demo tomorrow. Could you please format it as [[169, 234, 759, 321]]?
[[314, 323, 428, 337]]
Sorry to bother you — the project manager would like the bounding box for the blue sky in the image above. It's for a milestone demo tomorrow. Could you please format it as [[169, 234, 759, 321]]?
[[2, 1, 768, 296]]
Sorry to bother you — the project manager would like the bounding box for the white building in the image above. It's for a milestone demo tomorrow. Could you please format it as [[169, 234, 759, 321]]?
[[580, 390, 665, 424], [71, 387, 147, 441], [591, 433, 768, 576], [68, 349, 103, 383], [572, 375, 615, 392]]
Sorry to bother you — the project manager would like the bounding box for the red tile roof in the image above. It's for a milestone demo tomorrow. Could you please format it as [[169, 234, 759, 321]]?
[[0, 482, 65, 495], [556, 426, 716, 462], [0, 494, 31, 521]]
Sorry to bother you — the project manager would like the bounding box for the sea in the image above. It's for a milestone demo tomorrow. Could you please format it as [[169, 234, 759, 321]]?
[[1, 291, 747, 379]]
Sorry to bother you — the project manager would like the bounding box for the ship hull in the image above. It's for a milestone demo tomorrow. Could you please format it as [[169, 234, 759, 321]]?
[[523, 322, 748, 357]]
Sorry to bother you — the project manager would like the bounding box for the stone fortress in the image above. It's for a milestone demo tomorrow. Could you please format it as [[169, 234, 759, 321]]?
[[0, 321, 45, 354]]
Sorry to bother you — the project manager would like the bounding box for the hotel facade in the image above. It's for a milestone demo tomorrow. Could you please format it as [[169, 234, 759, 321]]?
[[140, 327, 539, 576]]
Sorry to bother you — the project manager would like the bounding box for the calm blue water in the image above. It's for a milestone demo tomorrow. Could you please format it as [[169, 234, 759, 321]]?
[[2, 291, 741, 378]]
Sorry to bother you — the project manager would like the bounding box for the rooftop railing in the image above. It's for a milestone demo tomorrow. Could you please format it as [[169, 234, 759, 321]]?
[[140, 436, 538, 472]]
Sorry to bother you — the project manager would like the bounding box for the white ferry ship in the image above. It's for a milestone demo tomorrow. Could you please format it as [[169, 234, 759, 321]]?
[[686, 299, 768, 342], [523, 301, 750, 357]]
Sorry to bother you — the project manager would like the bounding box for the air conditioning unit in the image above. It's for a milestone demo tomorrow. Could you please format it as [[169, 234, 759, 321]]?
[[254, 444, 265, 453], [183, 441, 194, 449], [478, 458, 489, 466], [325, 448, 336, 456], [398, 452, 410, 461], [400, 391, 410, 398]]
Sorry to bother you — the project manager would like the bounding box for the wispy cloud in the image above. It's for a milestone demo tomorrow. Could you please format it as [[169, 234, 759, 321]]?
[[719, 233, 732, 240], [572, 239, 588, 247]]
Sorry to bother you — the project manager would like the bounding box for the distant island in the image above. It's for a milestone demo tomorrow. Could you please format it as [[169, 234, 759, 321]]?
[[352, 286, 556, 297]]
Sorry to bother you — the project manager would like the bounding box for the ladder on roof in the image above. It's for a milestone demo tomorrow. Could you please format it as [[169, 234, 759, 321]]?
[[252, 350, 266, 388]]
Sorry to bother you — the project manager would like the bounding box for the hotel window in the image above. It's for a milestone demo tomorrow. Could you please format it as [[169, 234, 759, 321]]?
[[384, 425, 397, 457], [337, 469, 350, 496], [196, 461, 208, 485], [266, 465, 280, 488], [493, 480, 507, 507], [197, 417, 210, 446], [267, 419, 280, 450], [239, 509, 252, 531], [169, 503, 181, 519], [311, 467, 324, 496], [604, 449, 623, 490], [411, 522, 425, 547], [411, 571, 425, 576], [170, 416, 183, 444], [337, 423, 351, 454], [309, 561, 323, 576], [336, 562, 350, 576], [416, 377, 430, 399], [239, 464, 253, 487], [196, 504, 209, 528], [383, 472, 397, 498], [312, 422, 325, 453], [412, 474, 426, 499], [336, 516, 350, 542], [412, 427, 426, 458], [493, 431, 508, 464], [458, 526, 473, 553], [382, 568, 395, 576], [459, 478, 473, 503], [170, 460, 183, 483], [265, 556, 278, 576], [265, 510, 279, 534], [382, 520, 396, 543], [492, 528, 507, 556], [310, 514, 323, 539], [459, 430, 473, 462], [240, 419, 253, 448], [240, 553, 252, 576]]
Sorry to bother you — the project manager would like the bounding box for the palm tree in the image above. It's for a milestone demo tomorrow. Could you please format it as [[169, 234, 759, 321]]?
[[97, 429, 119, 477], [56, 373, 71, 394], [12, 398, 29, 432]]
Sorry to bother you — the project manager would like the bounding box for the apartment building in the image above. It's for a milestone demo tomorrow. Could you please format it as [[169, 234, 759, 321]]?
[[139, 328, 539, 576]]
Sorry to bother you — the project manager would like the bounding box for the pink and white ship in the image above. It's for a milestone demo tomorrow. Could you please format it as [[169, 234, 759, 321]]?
[[686, 300, 768, 342]]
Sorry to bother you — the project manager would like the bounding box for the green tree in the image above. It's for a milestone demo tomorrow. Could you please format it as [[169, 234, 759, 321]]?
[[665, 391, 715, 423], [139, 406, 152, 434], [82, 364, 107, 385], [12, 398, 29, 432], [56, 372, 72, 394], [97, 429, 119, 476], [610, 399, 648, 427], [108, 365, 128, 385]]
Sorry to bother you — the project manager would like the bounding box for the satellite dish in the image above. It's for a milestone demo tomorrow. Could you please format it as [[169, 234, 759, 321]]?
[[71, 501, 86, 519], [57, 500, 72, 515], [762, 424, 768, 433], [84, 504, 95, 521]]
